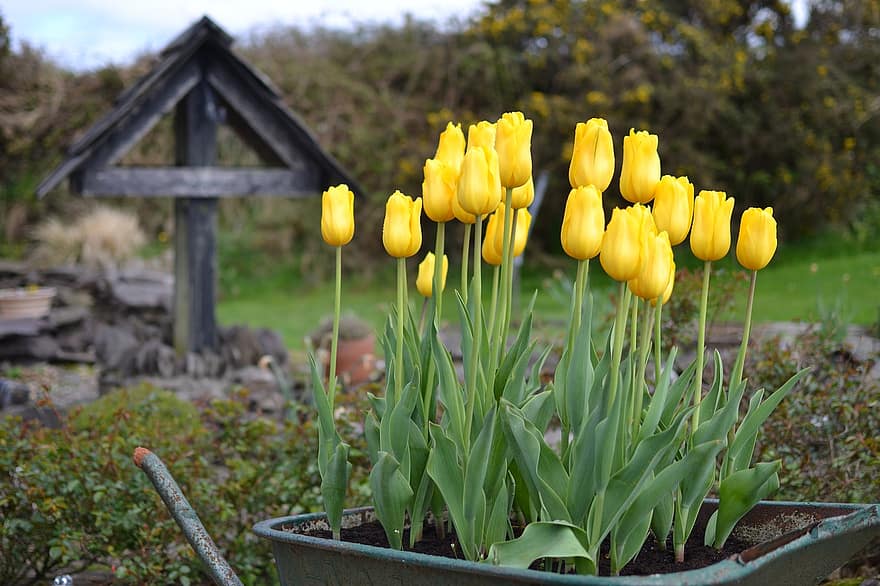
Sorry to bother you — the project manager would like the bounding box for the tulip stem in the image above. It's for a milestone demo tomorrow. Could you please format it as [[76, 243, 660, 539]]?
[[395, 257, 407, 407], [653, 300, 663, 385], [488, 265, 500, 345], [573, 259, 588, 331], [496, 188, 514, 362], [633, 299, 654, 443], [692, 261, 712, 432], [730, 270, 757, 392], [608, 282, 630, 416], [433, 222, 446, 324], [504, 203, 519, 342], [465, 215, 484, 444], [723, 270, 757, 479], [328, 245, 342, 408], [461, 223, 471, 305]]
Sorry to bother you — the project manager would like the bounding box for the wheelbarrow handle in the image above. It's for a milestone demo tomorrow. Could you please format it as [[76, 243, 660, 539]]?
[[134, 447, 243, 586]]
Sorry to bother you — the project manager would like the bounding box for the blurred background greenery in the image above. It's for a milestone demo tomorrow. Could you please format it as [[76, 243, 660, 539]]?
[[1, 0, 879, 343]]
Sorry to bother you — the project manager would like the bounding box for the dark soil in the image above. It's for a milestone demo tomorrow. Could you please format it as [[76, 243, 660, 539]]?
[[308, 505, 753, 576]]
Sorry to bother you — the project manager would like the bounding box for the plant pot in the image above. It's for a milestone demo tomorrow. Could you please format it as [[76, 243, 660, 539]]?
[[0, 287, 56, 320], [253, 500, 880, 585], [324, 334, 376, 387]]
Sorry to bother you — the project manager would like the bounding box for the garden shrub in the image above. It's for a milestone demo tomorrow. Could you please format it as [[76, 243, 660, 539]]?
[[747, 329, 880, 503], [0, 385, 370, 585]]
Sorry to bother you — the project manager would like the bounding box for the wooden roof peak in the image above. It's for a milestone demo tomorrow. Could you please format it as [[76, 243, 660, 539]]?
[[36, 15, 362, 199]]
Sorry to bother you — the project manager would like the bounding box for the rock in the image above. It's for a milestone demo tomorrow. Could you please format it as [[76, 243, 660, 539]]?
[[0, 379, 30, 408], [93, 324, 139, 373], [0, 335, 60, 361], [109, 280, 171, 310], [49, 306, 89, 328], [0, 317, 45, 338]]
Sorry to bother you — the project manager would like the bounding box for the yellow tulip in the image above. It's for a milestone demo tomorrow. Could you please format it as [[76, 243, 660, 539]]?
[[434, 122, 466, 174], [320, 184, 355, 247], [495, 111, 533, 188], [651, 261, 676, 307], [452, 193, 477, 224], [561, 186, 605, 261], [652, 175, 694, 245], [600, 207, 642, 282], [511, 176, 535, 209], [467, 121, 496, 149], [458, 146, 502, 216], [568, 118, 615, 192], [382, 191, 422, 258], [690, 190, 735, 261], [482, 211, 503, 266], [423, 159, 457, 223], [629, 231, 674, 301], [630, 202, 658, 238], [416, 252, 448, 297], [484, 206, 531, 265], [620, 128, 661, 204], [736, 207, 777, 271]]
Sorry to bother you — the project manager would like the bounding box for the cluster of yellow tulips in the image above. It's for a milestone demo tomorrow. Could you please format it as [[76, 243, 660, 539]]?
[[319, 116, 777, 317], [313, 110, 787, 569]]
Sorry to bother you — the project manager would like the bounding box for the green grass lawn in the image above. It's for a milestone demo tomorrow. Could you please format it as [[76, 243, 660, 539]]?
[[217, 234, 880, 349]]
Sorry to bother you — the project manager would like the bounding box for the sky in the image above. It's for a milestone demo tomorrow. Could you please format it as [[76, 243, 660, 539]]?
[[3, 0, 487, 71]]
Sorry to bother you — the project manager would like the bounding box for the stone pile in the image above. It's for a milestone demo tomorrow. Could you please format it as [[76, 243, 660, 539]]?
[[0, 260, 290, 408]]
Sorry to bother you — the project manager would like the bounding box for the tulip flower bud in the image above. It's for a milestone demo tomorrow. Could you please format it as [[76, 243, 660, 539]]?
[[569, 118, 615, 192], [416, 252, 448, 297], [482, 211, 503, 266], [320, 184, 355, 247], [651, 261, 676, 307], [495, 111, 533, 188], [487, 204, 532, 256], [511, 176, 535, 209], [561, 185, 604, 261], [631, 202, 658, 238], [600, 207, 643, 282], [652, 175, 694, 245], [452, 193, 477, 224], [467, 121, 496, 149], [690, 190, 735, 261], [382, 191, 423, 258], [736, 207, 777, 271], [458, 146, 503, 216], [423, 159, 457, 223], [629, 231, 674, 301], [435, 122, 466, 175], [620, 128, 661, 204]]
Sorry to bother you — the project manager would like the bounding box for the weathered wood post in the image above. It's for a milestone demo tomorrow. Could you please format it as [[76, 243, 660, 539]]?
[[173, 81, 219, 354]]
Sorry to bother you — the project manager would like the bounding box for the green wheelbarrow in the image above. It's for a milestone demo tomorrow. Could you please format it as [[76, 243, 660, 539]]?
[[135, 447, 880, 586]]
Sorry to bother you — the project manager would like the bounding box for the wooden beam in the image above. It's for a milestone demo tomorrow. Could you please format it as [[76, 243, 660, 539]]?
[[77, 60, 202, 172], [205, 59, 310, 172], [78, 167, 321, 197], [173, 81, 219, 355]]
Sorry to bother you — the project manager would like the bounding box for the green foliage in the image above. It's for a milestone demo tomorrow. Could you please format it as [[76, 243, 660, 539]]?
[[0, 385, 369, 585], [747, 329, 880, 504], [4, 1, 880, 250]]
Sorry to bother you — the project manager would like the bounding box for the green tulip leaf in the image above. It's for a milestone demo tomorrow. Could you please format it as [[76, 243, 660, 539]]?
[[612, 440, 724, 571], [500, 400, 570, 521], [488, 521, 594, 571], [321, 441, 351, 540], [708, 461, 781, 548], [728, 368, 809, 474], [638, 347, 678, 442], [369, 451, 415, 550], [427, 423, 468, 553]]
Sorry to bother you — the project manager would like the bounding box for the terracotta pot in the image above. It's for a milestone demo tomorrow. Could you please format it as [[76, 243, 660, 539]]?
[[325, 334, 376, 387], [0, 287, 56, 319]]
